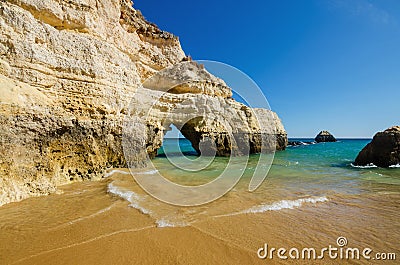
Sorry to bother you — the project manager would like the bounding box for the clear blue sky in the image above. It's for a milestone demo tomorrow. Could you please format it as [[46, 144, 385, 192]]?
[[134, 0, 400, 138]]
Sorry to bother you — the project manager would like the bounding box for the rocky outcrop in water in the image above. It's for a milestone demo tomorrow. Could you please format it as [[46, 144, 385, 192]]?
[[0, 0, 287, 206], [354, 126, 400, 168], [315, 131, 337, 143], [287, 141, 316, 147]]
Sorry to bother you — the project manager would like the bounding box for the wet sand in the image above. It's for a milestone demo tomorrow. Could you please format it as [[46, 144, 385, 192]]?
[[0, 170, 398, 265]]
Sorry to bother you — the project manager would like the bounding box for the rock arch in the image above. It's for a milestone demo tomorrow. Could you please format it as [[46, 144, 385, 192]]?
[[157, 123, 198, 157]]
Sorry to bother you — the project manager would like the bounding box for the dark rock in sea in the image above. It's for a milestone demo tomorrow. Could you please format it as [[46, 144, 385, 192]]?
[[354, 126, 400, 168], [287, 141, 316, 147], [288, 141, 303, 146], [315, 131, 337, 143]]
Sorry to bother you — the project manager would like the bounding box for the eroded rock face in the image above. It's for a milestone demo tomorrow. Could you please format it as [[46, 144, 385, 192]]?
[[138, 62, 287, 158], [143, 61, 232, 98], [0, 0, 287, 205], [315, 131, 337, 143], [354, 126, 400, 168], [0, 0, 184, 205]]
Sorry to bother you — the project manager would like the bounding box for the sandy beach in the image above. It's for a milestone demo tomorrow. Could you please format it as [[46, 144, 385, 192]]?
[[1, 168, 398, 265]]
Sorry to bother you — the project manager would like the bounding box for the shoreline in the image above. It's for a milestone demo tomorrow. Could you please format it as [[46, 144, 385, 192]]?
[[1, 138, 398, 208], [1, 170, 398, 265]]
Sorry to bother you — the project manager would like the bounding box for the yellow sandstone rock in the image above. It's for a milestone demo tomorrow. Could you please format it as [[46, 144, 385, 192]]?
[[0, 0, 287, 206]]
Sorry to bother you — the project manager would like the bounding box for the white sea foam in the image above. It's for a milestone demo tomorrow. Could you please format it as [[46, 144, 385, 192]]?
[[107, 182, 189, 228], [156, 219, 176, 228], [350, 163, 400, 169], [350, 163, 378, 169], [243, 196, 328, 213], [107, 182, 151, 215], [140, 169, 159, 175], [104, 169, 131, 178], [156, 218, 189, 228], [214, 196, 329, 218]]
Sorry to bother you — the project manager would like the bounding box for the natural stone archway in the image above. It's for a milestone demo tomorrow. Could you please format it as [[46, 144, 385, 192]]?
[[180, 120, 234, 157], [128, 60, 288, 160], [137, 63, 288, 159], [178, 118, 204, 155], [157, 123, 199, 157], [0, 0, 287, 205]]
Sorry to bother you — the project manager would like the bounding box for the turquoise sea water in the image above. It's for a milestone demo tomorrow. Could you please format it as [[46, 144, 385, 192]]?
[[105, 137, 400, 229], [1, 138, 399, 264], [155, 138, 400, 198]]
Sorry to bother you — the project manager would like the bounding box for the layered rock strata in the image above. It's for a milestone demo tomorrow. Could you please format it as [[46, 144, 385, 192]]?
[[0, 0, 287, 205]]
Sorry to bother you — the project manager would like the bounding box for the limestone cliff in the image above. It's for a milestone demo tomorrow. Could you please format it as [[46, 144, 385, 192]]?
[[0, 0, 287, 206]]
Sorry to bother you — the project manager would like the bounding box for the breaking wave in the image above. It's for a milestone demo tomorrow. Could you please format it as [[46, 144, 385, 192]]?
[[243, 196, 328, 213], [107, 182, 151, 215], [214, 196, 329, 218], [107, 182, 188, 228]]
